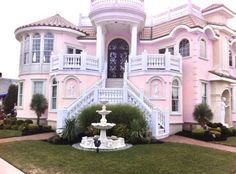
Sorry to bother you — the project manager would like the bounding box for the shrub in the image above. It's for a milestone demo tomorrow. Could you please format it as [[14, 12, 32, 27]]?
[[11, 125, 19, 130], [3, 84, 18, 115], [221, 126, 233, 137], [48, 134, 64, 144], [191, 128, 205, 138], [128, 119, 147, 144], [41, 125, 52, 132], [193, 103, 213, 128], [28, 124, 40, 133], [230, 127, 236, 136], [62, 117, 79, 143], [25, 119, 33, 124], [209, 127, 221, 132], [0, 120, 3, 129], [78, 104, 147, 142], [86, 125, 99, 136], [112, 123, 129, 139], [3, 117, 17, 125], [209, 130, 221, 138], [30, 94, 48, 127], [3, 124, 11, 129], [16, 120, 25, 126]]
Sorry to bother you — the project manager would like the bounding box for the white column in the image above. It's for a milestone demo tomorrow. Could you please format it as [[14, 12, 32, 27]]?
[[130, 24, 138, 56], [96, 24, 103, 72]]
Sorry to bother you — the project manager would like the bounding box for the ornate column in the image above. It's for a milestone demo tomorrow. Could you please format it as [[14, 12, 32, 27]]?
[[130, 24, 138, 56], [96, 24, 104, 72]]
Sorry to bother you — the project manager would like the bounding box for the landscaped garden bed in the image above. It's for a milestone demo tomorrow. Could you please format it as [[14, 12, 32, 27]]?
[[0, 117, 52, 138]]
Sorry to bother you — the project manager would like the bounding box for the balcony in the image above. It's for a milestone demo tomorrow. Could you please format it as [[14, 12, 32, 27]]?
[[89, 0, 145, 26], [91, 0, 144, 12], [129, 51, 182, 73], [50, 52, 100, 72]]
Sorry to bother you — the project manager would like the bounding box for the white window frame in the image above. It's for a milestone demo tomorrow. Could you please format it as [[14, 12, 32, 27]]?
[[158, 46, 174, 55], [32, 80, 45, 95], [32, 33, 41, 63], [229, 50, 233, 67], [51, 78, 57, 110], [44, 33, 54, 63], [17, 82, 24, 108], [179, 39, 190, 57], [200, 38, 207, 59], [23, 35, 30, 64], [201, 82, 208, 104], [171, 79, 180, 113]]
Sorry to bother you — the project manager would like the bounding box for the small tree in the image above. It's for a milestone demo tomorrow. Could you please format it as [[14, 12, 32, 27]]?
[[193, 103, 213, 128], [3, 84, 18, 115], [30, 94, 48, 127]]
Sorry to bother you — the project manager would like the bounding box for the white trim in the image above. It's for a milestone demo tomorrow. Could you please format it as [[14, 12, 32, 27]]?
[[202, 6, 235, 18]]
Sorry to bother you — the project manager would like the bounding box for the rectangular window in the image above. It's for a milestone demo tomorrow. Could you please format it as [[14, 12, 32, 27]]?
[[172, 87, 179, 112], [158, 47, 174, 55], [33, 81, 44, 94], [51, 85, 57, 109], [18, 82, 23, 107], [201, 82, 207, 103], [67, 47, 74, 54], [67, 47, 82, 54]]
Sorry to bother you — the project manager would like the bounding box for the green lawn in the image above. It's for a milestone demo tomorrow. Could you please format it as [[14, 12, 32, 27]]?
[[0, 130, 22, 138], [0, 141, 236, 174], [214, 136, 236, 147]]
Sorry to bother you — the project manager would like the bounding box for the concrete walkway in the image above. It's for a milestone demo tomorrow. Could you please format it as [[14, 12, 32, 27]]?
[[162, 135, 236, 153], [0, 132, 55, 173], [0, 132, 55, 144]]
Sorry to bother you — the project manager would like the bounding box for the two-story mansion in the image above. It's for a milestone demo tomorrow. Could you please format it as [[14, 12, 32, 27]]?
[[15, 0, 236, 139]]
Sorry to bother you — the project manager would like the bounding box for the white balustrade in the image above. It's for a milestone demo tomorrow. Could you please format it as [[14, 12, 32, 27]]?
[[129, 51, 181, 72], [50, 52, 100, 71], [91, 0, 144, 12]]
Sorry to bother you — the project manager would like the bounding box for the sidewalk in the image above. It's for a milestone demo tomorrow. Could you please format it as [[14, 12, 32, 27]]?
[[0, 132, 55, 144], [0, 158, 24, 174], [162, 135, 236, 153]]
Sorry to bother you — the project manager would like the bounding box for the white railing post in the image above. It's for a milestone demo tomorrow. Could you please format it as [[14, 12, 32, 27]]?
[[94, 86, 99, 103], [56, 107, 67, 133], [50, 51, 54, 72], [164, 112, 170, 134], [165, 51, 171, 71], [81, 51, 86, 70], [140, 88, 144, 101], [123, 87, 128, 103], [151, 110, 159, 137], [128, 55, 132, 72], [142, 50, 148, 71]]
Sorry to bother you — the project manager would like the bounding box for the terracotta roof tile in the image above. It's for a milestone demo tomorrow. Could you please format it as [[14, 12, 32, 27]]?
[[78, 26, 96, 39], [140, 15, 207, 40], [15, 14, 86, 34], [202, 3, 236, 15]]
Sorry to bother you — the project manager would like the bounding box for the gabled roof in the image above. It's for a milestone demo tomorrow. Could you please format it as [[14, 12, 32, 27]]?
[[140, 15, 207, 40], [202, 3, 236, 16], [15, 14, 86, 34]]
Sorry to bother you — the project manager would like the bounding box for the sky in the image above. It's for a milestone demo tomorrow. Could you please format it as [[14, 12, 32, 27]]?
[[0, 0, 235, 79]]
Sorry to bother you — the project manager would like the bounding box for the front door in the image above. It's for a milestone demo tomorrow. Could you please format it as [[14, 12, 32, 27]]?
[[108, 39, 129, 78]]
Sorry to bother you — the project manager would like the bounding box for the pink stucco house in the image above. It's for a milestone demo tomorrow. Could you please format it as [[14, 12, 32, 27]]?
[[15, 0, 236, 139]]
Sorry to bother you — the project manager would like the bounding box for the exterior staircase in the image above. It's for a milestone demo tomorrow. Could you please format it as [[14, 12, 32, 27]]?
[[106, 78, 123, 88], [57, 64, 169, 139]]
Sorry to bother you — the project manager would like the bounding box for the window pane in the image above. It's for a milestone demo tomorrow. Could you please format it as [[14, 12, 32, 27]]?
[[200, 39, 206, 58], [67, 48, 73, 54], [168, 47, 174, 55], [18, 82, 23, 106], [172, 80, 179, 112], [32, 33, 41, 63], [51, 78, 57, 109], [44, 33, 54, 63], [33, 81, 43, 94], [158, 48, 166, 54], [229, 50, 232, 66], [179, 39, 190, 57]]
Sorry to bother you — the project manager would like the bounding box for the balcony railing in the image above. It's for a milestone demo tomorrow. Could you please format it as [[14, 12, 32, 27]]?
[[129, 51, 182, 72], [90, 0, 144, 12], [50, 52, 100, 72]]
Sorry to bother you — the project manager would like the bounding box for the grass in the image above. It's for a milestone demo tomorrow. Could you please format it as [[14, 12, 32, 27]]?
[[0, 141, 236, 174], [214, 136, 236, 147], [0, 130, 22, 138]]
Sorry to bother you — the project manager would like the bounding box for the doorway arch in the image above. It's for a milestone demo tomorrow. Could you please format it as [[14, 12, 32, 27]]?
[[107, 38, 129, 78]]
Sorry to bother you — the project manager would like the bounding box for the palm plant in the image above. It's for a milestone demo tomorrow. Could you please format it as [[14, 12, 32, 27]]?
[[30, 94, 48, 127], [193, 103, 213, 128], [62, 117, 79, 143]]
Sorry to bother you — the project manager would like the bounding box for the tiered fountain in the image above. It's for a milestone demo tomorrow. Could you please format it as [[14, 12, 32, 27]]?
[[73, 101, 130, 150]]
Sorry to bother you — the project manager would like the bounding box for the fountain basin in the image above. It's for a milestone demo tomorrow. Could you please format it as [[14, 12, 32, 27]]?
[[91, 123, 115, 130]]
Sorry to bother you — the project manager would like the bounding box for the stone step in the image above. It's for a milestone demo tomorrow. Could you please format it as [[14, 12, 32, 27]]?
[[106, 78, 123, 88]]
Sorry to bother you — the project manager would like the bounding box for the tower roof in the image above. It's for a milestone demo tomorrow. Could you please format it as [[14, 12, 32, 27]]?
[[15, 14, 86, 34]]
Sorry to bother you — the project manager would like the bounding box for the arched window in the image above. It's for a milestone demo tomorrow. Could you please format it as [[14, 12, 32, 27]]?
[[44, 33, 54, 63], [179, 39, 190, 57], [200, 38, 206, 58], [229, 50, 233, 66], [51, 78, 57, 109], [172, 79, 179, 112], [23, 35, 30, 64], [32, 33, 41, 63]]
